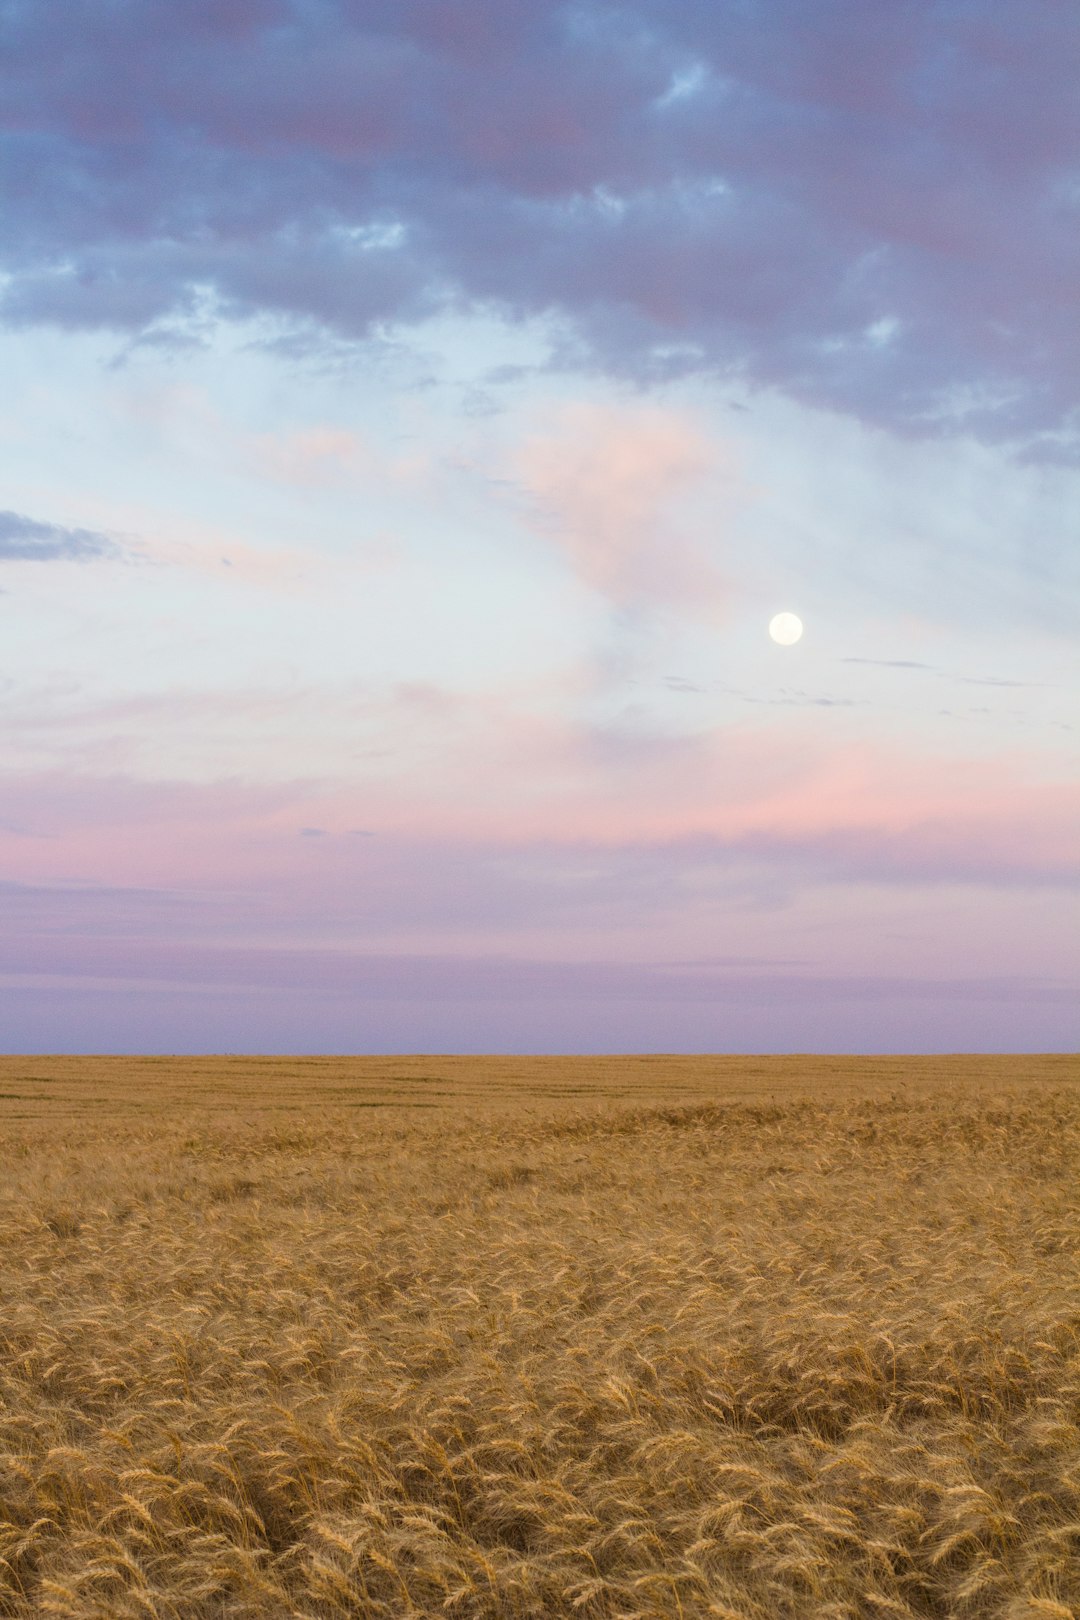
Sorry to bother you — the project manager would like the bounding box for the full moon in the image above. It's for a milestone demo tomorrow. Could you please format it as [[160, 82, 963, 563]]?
[[769, 611, 803, 646]]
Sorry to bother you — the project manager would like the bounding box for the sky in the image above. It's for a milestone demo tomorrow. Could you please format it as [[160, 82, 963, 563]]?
[[1, 0, 1077, 1053]]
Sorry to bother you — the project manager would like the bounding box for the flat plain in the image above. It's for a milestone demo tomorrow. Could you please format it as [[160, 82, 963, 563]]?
[[0, 1053, 1076, 1619]]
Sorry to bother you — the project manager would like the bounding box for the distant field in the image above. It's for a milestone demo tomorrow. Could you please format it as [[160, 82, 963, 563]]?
[[0, 1054, 1077, 1618], [0, 1051, 1074, 1119]]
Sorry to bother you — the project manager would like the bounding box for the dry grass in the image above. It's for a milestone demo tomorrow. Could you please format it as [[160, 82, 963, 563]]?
[[0, 1053, 1076, 1619]]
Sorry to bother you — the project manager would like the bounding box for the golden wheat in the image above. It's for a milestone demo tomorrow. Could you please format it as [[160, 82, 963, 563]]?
[[0, 1054, 1075, 1618]]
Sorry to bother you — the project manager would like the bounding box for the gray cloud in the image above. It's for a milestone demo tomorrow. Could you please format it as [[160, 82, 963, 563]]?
[[841, 658, 937, 671], [1, 1, 1078, 452]]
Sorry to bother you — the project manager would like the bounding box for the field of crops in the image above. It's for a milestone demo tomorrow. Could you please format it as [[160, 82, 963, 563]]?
[[0, 1054, 1076, 1618]]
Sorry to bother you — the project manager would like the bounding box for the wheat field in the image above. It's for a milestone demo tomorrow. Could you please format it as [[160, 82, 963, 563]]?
[[0, 1053, 1076, 1619]]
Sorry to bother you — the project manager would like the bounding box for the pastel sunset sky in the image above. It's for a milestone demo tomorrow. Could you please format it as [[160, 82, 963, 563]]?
[[2, 0, 1077, 1052]]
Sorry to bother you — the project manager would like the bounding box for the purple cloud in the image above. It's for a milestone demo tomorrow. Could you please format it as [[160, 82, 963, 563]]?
[[0, 928, 1072, 1008], [2, 1, 1078, 449], [0, 510, 116, 562]]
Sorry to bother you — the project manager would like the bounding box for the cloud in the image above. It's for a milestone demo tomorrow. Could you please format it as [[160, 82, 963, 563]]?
[[253, 425, 374, 486], [3, 717, 1078, 924], [0, 929, 1071, 1008], [515, 401, 725, 613], [0, 510, 116, 562], [0, 744, 1076, 1050], [1, 1, 1077, 450], [841, 658, 937, 671]]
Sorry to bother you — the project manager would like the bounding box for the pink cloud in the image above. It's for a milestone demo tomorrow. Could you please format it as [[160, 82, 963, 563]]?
[[132, 530, 323, 589], [254, 425, 373, 485], [2, 707, 1076, 1053], [3, 719, 1076, 900], [515, 401, 729, 615], [249, 425, 429, 489]]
